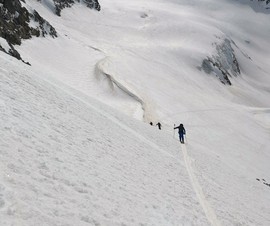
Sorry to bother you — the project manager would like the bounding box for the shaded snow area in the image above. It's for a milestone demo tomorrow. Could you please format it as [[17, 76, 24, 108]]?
[[1, 0, 270, 225]]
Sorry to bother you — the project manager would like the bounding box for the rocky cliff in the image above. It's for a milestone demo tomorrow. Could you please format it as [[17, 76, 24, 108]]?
[[0, 0, 100, 63], [201, 39, 241, 86], [52, 0, 100, 16]]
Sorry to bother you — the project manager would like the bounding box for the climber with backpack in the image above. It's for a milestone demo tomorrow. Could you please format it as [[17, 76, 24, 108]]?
[[174, 123, 186, 143]]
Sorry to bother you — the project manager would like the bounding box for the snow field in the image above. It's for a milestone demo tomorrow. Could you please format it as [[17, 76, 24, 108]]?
[[0, 53, 209, 225]]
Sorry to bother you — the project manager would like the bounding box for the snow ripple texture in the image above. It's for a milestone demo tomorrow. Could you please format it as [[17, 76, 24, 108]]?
[[0, 55, 209, 226]]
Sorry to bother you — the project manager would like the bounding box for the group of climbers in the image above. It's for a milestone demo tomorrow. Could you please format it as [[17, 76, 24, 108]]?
[[149, 121, 186, 144], [149, 121, 162, 130]]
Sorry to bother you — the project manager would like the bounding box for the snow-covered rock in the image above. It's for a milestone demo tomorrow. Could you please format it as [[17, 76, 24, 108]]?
[[201, 38, 241, 85], [0, 0, 57, 61], [42, 0, 101, 16], [0, 0, 100, 62]]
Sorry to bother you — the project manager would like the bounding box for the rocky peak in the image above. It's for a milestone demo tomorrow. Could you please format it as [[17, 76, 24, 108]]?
[[0, 0, 101, 63], [52, 0, 101, 16], [0, 0, 57, 63]]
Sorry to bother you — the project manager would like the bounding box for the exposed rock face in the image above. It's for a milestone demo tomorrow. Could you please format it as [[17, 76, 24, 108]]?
[[53, 0, 101, 16], [252, 0, 270, 9], [31, 10, 57, 38], [0, 0, 57, 62], [53, 0, 76, 16], [256, 0, 270, 4], [0, 0, 101, 62], [201, 39, 241, 85], [83, 0, 101, 11], [1, 0, 32, 45]]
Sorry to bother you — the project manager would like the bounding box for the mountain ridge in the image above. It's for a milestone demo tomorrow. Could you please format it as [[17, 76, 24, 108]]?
[[0, 0, 100, 62]]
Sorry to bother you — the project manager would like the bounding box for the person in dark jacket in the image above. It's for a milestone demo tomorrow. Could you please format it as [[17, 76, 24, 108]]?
[[156, 122, 162, 130], [174, 124, 186, 143]]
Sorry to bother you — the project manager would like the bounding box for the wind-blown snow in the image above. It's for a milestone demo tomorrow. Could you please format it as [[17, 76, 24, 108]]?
[[1, 0, 270, 225]]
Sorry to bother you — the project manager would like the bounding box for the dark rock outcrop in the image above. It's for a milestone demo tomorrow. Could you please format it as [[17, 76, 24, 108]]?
[[31, 10, 57, 38], [259, 0, 270, 9], [0, 0, 57, 62], [0, 0, 101, 62], [84, 0, 101, 11], [201, 38, 241, 85], [250, 0, 270, 10], [256, 0, 270, 5], [1, 0, 32, 45], [53, 0, 76, 16], [53, 0, 100, 16]]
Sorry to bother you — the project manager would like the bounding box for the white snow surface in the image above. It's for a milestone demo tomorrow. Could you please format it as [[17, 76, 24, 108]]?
[[1, 0, 270, 225], [0, 38, 10, 53]]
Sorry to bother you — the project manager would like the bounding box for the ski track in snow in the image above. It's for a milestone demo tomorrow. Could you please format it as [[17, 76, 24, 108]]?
[[0, 56, 210, 225], [52, 67, 225, 226], [181, 144, 222, 226], [68, 68, 224, 226]]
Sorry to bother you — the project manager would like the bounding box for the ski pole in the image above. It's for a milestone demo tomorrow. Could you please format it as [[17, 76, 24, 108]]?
[[173, 124, 175, 138]]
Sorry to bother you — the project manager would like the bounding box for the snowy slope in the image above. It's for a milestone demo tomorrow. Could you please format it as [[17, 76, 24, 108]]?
[[0, 52, 210, 225], [1, 0, 270, 225], [17, 0, 270, 123]]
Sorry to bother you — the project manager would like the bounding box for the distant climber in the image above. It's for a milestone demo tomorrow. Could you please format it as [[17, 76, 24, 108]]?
[[150, 122, 153, 126], [174, 124, 186, 143], [156, 122, 162, 130]]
